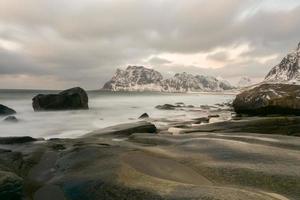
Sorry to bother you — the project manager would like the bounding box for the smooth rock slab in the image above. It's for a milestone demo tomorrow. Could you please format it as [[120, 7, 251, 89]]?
[[0, 171, 23, 200], [85, 121, 157, 137]]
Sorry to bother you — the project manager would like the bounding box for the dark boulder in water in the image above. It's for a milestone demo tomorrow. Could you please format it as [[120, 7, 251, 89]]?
[[3, 116, 18, 123], [233, 84, 300, 115], [155, 104, 177, 110], [139, 113, 149, 119], [0, 105, 16, 116], [32, 87, 89, 111]]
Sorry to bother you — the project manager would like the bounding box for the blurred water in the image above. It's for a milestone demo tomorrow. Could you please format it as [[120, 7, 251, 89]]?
[[0, 90, 234, 138]]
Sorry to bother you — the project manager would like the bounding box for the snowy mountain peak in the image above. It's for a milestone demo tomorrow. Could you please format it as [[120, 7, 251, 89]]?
[[103, 66, 235, 92], [102, 66, 163, 91], [265, 43, 300, 83], [237, 76, 253, 88]]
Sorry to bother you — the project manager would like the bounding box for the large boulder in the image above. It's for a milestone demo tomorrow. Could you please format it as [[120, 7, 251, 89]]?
[[0, 105, 16, 116], [32, 87, 89, 111], [233, 84, 300, 115]]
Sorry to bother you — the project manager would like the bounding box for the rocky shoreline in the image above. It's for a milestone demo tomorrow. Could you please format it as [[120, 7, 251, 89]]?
[[1, 110, 300, 199], [1, 81, 300, 199]]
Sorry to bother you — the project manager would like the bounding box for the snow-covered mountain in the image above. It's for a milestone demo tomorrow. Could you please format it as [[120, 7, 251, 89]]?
[[237, 76, 253, 88], [102, 66, 163, 91], [265, 42, 300, 84], [102, 66, 235, 92]]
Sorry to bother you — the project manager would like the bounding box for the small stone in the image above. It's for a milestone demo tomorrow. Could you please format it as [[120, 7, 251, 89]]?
[[3, 116, 18, 123], [139, 113, 149, 119]]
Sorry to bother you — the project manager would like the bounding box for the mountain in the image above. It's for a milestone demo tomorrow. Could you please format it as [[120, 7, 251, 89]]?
[[102, 66, 163, 91], [237, 76, 253, 88], [102, 66, 235, 92], [265, 42, 300, 83]]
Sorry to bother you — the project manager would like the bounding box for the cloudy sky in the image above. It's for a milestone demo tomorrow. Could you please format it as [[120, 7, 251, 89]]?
[[0, 0, 300, 89]]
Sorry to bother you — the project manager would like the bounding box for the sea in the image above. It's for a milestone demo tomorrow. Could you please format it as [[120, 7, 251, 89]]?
[[0, 90, 234, 139]]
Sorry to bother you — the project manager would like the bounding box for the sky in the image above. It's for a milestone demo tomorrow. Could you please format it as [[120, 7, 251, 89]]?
[[0, 0, 300, 90]]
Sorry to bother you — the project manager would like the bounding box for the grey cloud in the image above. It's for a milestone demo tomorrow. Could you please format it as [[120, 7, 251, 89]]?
[[0, 0, 299, 89], [148, 57, 172, 65], [207, 52, 230, 62]]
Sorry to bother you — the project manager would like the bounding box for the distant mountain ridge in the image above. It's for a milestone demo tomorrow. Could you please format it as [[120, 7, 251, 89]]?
[[237, 76, 253, 88], [102, 66, 235, 92], [265, 42, 300, 84]]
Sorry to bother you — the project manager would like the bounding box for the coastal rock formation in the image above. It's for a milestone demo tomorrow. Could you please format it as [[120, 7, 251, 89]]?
[[0, 105, 16, 116], [233, 84, 300, 115], [0, 121, 299, 200], [265, 42, 300, 83], [103, 66, 235, 92], [32, 87, 89, 111]]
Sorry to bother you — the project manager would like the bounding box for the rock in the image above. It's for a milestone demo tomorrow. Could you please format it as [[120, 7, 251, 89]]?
[[0, 105, 16, 116], [193, 117, 210, 124], [208, 114, 220, 118], [0, 136, 39, 144], [85, 121, 157, 137], [0, 171, 23, 200], [139, 113, 149, 119], [184, 116, 300, 136], [233, 84, 300, 115], [3, 116, 18, 123], [155, 104, 177, 110], [32, 87, 89, 111]]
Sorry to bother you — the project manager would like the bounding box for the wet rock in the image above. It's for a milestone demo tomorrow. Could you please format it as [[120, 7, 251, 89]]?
[[233, 84, 300, 115], [139, 113, 149, 119], [200, 105, 218, 110], [0, 171, 23, 200], [193, 117, 210, 124], [0, 105, 16, 116], [32, 87, 89, 111], [208, 114, 220, 118], [0, 137, 39, 144], [155, 104, 177, 110], [85, 121, 157, 137], [185, 116, 300, 136], [3, 116, 18, 123]]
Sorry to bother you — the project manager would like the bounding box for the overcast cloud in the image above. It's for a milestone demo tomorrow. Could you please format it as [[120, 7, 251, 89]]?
[[0, 0, 299, 89]]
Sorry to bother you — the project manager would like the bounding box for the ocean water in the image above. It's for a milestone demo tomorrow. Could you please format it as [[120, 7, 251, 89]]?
[[0, 90, 234, 138]]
